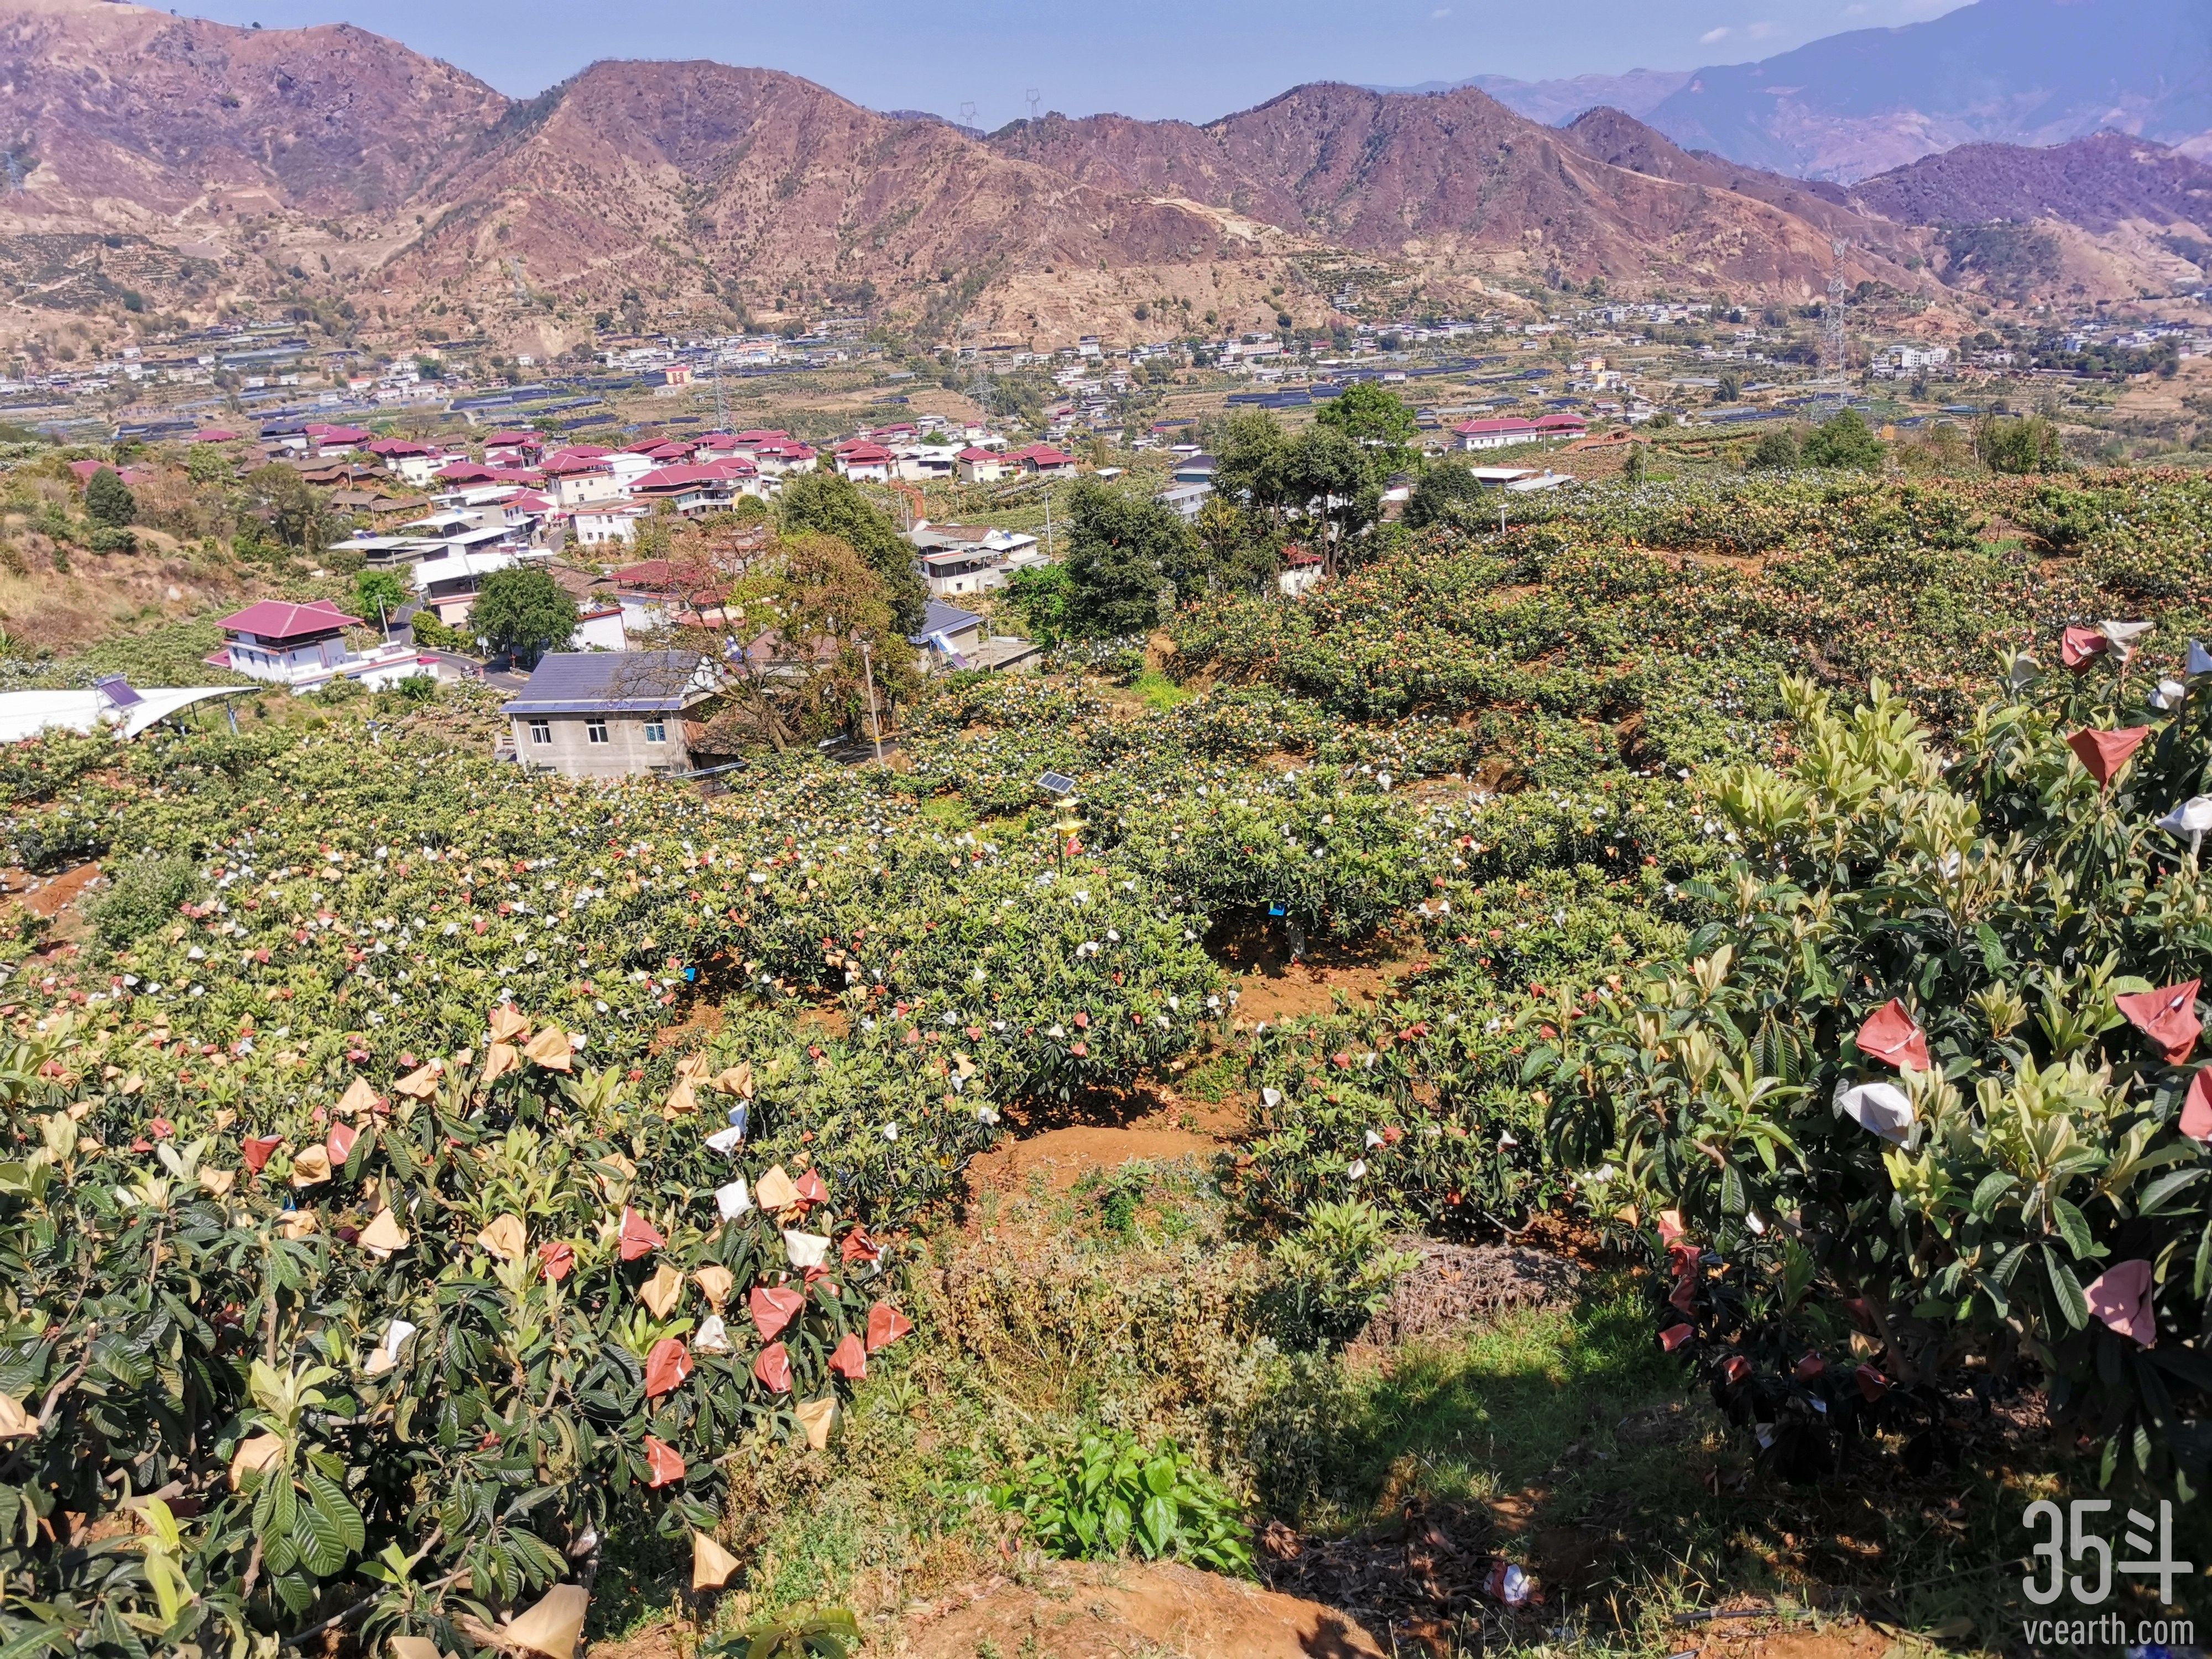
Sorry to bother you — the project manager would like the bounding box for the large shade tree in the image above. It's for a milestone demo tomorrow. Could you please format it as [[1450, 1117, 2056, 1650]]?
[[470, 566, 579, 665]]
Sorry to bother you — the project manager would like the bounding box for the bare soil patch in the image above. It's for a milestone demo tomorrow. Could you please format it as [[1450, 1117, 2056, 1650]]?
[[962, 1075, 1242, 1197], [1209, 912, 1430, 1025], [899, 1559, 1386, 1659], [6, 862, 103, 921], [1260, 1497, 1535, 1657]]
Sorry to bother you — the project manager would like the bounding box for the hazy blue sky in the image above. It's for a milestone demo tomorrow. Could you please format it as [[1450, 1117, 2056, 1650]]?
[[180, 0, 1974, 126]]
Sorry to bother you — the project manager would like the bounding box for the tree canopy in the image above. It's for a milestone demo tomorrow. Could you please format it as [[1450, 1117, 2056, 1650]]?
[[1746, 429, 1799, 471], [352, 568, 408, 625], [84, 466, 135, 529], [1063, 480, 1197, 638], [470, 566, 580, 663], [776, 472, 926, 634], [1402, 463, 1487, 530], [1313, 382, 1418, 470], [1799, 409, 1885, 472], [1212, 413, 1383, 568]]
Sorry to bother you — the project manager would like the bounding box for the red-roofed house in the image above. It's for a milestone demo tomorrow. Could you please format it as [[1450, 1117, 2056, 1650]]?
[[1005, 443, 1077, 476], [1278, 546, 1326, 599], [954, 447, 1006, 484], [194, 427, 239, 444], [1534, 413, 1589, 437], [483, 431, 544, 466], [749, 440, 816, 478], [363, 439, 451, 486], [632, 463, 760, 515], [68, 461, 150, 488], [1453, 418, 1541, 452], [833, 442, 894, 482], [211, 599, 430, 691], [307, 424, 372, 453]]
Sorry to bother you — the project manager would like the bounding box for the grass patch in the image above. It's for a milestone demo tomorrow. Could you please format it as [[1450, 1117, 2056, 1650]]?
[[918, 792, 978, 831], [1130, 669, 1195, 711]]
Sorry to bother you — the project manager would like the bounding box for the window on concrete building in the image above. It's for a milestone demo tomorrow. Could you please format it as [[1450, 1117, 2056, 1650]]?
[[643, 722, 666, 743], [586, 719, 608, 744], [528, 720, 551, 744]]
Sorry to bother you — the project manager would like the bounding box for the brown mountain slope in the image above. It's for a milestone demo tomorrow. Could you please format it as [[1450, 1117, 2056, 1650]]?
[[1561, 108, 1858, 220], [992, 84, 1931, 297], [0, 0, 507, 223], [385, 60, 1267, 343], [984, 112, 1305, 226], [0, 0, 1995, 349], [1848, 132, 2212, 232]]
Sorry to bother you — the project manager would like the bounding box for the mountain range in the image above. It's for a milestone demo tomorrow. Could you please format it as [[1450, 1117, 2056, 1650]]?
[[1458, 0, 2211, 182], [1, 0, 2208, 356]]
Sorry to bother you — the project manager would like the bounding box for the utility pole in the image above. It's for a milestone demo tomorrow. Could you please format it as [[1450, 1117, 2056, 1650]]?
[[861, 643, 884, 765], [1044, 485, 1053, 559]]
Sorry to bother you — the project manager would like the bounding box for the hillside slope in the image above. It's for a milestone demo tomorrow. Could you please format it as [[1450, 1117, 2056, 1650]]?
[[991, 85, 1932, 297], [3, 0, 2187, 346], [1848, 132, 2212, 233], [0, 0, 507, 222]]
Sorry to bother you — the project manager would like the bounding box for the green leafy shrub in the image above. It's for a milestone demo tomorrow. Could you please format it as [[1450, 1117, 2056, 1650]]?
[[0, 1015, 919, 1655], [1527, 664, 2212, 1492], [991, 1430, 1255, 1575], [1267, 1198, 1421, 1347], [708, 1605, 862, 1658], [88, 853, 199, 944]]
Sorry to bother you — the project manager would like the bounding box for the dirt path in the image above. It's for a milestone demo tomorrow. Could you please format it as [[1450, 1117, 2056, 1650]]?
[[962, 1076, 1241, 1196], [3, 862, 103, 921], [898, 1559, 1387, 1659]]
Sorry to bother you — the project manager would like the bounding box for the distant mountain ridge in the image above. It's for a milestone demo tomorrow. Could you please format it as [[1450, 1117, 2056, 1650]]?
[[1368, 70, 1690, 124], [1413, 0, 2210, 182], [1848, 132, 2212, 233]]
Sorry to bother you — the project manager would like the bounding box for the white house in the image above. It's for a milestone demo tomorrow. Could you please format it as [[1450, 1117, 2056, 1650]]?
[[211, 599, 432, 694], [572, 505, 649, 547]]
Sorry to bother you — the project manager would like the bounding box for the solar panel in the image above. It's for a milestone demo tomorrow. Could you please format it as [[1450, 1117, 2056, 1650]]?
[[95, 676, 145, 709], [1037, 771, 1077, 797]]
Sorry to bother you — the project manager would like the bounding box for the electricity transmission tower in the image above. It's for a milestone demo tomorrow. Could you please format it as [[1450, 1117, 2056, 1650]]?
[[1025, 88, 1041, 123], [1822, 238, 1850, 404]]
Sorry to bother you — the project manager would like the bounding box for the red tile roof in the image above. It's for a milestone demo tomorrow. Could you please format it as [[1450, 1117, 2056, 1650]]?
[[633, 465, 727, 491], [217, 599, 362, 640]]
